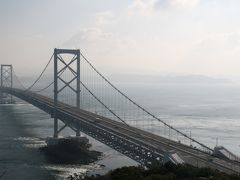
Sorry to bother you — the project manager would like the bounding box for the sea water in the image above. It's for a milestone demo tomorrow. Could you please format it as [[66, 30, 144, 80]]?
[[0, 83, 240, 179]]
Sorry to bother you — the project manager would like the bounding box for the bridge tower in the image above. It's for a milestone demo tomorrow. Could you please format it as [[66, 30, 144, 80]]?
[[0, 64, 14, 104], [53, 48, 81, 138]]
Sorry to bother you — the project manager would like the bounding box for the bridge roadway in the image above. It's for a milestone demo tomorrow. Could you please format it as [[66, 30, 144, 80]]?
[[1, 87, 240, 175]]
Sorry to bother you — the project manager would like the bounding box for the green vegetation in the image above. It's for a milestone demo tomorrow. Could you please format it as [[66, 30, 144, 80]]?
[[69, 163, 240, 180]]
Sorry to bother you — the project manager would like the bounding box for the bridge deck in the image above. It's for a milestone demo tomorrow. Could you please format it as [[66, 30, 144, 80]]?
[[1, 87, 240, 174]]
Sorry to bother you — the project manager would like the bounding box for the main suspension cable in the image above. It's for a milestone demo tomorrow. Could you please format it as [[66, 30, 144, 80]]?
[[12, 68, 27, 90], [80, 52, 213, 152], [33, 81, 54, 93], [80, 80, 130, 127], [25, 53, 54, 91], [32, 63, 69, 93]]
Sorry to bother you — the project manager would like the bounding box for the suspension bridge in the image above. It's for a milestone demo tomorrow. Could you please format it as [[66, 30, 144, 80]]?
[[0, 48, 239, 174]]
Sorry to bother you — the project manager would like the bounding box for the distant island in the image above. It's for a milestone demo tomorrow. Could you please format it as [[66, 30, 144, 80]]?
[[110, 74, 231, 84], [68, 163, 240, 180]]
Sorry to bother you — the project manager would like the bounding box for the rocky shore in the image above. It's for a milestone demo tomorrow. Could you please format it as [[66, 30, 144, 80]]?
[[39, 137, 102, 164]]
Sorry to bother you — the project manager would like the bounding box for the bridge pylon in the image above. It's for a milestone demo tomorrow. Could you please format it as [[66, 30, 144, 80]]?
[[0, 64, 14, 104], [53, 48, 81, 138]]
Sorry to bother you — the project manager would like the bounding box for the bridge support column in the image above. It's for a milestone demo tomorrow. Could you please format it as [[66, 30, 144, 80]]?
[[54, 49, 58, 138], [53, 48, 81, 137], [0, 64, 14, 104], [54, 117, 58, 138], [76, 49, 81, 137]]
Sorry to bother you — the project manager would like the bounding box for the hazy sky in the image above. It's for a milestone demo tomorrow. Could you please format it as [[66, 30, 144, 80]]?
[[1, 0, 240, 78]]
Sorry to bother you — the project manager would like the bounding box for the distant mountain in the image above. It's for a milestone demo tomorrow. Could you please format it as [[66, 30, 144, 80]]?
[[109, 74, 231, 84], [17, 74, 231, 86]]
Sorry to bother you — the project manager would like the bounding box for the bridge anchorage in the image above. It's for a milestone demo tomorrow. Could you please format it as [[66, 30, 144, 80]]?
[[0, 64, 15, 104]]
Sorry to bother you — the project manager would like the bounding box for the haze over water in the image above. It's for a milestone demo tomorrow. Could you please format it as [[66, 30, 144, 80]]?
[[1, 1, 240, 179]]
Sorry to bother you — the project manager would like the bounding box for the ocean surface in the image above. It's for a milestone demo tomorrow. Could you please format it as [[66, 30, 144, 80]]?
[[0, 83, 240, 179]]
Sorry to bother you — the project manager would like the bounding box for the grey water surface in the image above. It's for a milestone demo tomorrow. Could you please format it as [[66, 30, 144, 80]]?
[[0, 83, 240, 179]]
